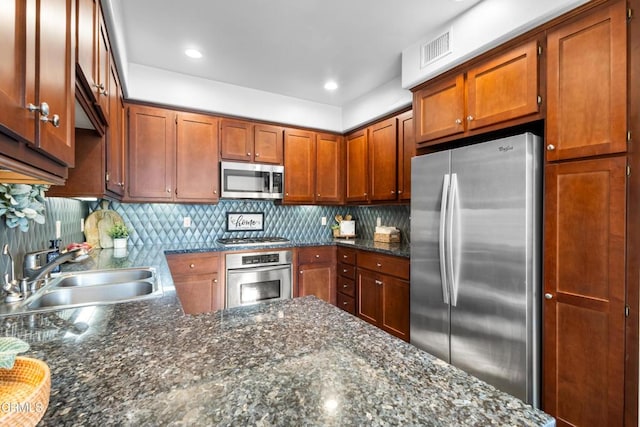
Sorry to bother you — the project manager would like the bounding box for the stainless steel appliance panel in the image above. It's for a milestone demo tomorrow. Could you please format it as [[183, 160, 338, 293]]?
[[221, 161, 284, 199], [227, 264, 292, 308], [448, 134, 541, 405], [410, 149, 452, 362]]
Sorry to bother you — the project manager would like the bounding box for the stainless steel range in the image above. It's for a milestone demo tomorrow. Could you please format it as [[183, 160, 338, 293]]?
[[225, 250, 292, 308], [217, 236, 290, 247]]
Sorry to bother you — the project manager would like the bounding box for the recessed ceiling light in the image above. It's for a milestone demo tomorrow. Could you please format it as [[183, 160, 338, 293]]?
[[185, 49, 203, 59], [324, 81, 338, 91]]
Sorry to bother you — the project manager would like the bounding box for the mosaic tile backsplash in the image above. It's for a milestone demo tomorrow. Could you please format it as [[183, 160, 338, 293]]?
[[89, 200, 411, 247]]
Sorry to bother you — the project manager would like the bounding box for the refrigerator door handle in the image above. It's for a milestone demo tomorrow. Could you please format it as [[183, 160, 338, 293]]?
[[439, 174, 451, 305], [448, 173, 459, 307]]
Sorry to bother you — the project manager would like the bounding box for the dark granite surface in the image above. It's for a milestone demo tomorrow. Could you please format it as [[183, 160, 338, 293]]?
[[0, 243, 553, 426]]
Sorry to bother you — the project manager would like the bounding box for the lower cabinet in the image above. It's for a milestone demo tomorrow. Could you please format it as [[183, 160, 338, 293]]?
[[336, 247, 357, 315], [296, 246, 336, 304], [166, 252, 222, 315]]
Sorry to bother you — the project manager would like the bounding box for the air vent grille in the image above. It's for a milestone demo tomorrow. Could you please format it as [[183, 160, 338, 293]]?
[[420, 29, 452, 68]]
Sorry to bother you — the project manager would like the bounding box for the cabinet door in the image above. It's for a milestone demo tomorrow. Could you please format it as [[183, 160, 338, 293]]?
[[298, 263, 336, 305], [36, 0, 75, 166], [380, 275, 410, 341], [94, 8, 110, 122], [546, 1, 627, 161], [283, 128, 315, 203], [220, 119, 252, 161], [106, 63, 124, 196], [0, 0, 35, 143], [174, 275, 217, 315], [127, 105, 175, 200], [397, 111, 414, 201], [369, 117, 397, 202], [175, 113, 219, 202], [315, 133, 343, 203], [544, 156, 626, 425], [413, 74, 464, 143], [253, 124, 283, 164], [466, 39, 539, 131], [357, 269, 381, 326], [76, 0, 98, 100], [345, 129, 369, 202]]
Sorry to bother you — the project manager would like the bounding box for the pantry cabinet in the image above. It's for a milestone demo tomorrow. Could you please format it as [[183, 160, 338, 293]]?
[[0, 0, 76, 169], [296, 246, 336, 305], [414, 38, 541, 147], [545, 0, 627, 161], [220, 119, 283, 164], [356, 251, 410, 341], [126, 105, 219, 203], [167, 252, 222, 315]]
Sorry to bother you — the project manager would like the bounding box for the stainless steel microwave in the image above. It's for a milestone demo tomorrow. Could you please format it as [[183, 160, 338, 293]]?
[[220, 161, 284, 199]]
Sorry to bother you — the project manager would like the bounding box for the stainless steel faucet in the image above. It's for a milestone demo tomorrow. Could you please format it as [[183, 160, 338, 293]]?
[[2, 244, 21, 303], [20, 247, 82, 296]]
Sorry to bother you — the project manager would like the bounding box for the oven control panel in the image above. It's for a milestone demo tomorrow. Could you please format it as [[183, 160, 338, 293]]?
[[226, 250, 292, 270], [242, 253, 280, 265]]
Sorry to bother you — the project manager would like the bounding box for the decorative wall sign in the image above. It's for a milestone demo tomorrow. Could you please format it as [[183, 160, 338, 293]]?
[[226, 212, 264, 232]]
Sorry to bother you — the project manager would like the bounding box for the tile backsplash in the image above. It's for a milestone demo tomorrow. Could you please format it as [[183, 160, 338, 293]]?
[[0, 196, 410, 277], [90, 200, 410, 246]]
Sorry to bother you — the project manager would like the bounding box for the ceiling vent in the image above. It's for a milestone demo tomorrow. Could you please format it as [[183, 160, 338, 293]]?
[[420, 28, 452, 68]]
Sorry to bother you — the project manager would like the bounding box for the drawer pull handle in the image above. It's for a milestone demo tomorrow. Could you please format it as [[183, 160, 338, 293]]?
[[376, 263, 382, 267], [189, 263, 195, 268]]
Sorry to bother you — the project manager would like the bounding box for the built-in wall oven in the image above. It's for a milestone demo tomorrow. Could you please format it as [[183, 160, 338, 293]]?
[[225, 250, 292, 308]]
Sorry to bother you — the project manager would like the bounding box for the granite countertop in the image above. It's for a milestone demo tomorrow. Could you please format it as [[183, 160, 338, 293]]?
[[0, 243, 553, 426]]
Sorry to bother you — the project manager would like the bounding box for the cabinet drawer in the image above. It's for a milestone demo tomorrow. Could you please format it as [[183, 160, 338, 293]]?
[[358, 251, 409, 280], [337, 247, 357, 265], [166, 252, 220, 276], [297, 246, 336, 265], [337, 292, 356, 315], [338, 277, 355, 298], [338, 263, 356, 280]]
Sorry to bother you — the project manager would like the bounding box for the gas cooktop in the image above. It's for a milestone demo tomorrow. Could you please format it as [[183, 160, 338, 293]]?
[[216, 237, 290, 246]]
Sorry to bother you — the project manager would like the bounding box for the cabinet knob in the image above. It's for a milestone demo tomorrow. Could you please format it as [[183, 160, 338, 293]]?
[[41, 114, 60, 128], [94, 83, 107, 96], [364, 192, 367, 196], [213, 190, 217, 194], [376, 263, 382, 267], [343, 269, 347, 273], [317, 193, 320, 197], [343, 255, 347, 259], [315, 254, 320, 258], [375, 280, 383, 285], [189, 263, 195, 268], [343, 284, 348, 288], [391, 190, 395, 194], [343, 301, 348, 306], [398, 190, 402, 194], [545, 293, 553, 300], [455, 118, 462, 125], [255, 153, 260, 157], [27, 102, 50, 116], [300, 270, 303, 274], [546, 144, 556, 151], [214, 279, 218, 283], [166, 188, 171, 193], [467, 115, 474, 121], [247, 152, 251, 156]]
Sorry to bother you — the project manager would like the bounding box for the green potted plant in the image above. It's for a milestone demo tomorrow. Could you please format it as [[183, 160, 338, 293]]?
[[107, 222, 130, 249]]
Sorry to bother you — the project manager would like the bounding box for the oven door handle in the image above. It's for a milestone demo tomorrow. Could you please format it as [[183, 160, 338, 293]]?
[[227, 264, 292, 275]]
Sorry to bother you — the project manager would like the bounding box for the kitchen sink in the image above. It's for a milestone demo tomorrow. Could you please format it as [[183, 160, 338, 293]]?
[[3, 267, 163, 316]]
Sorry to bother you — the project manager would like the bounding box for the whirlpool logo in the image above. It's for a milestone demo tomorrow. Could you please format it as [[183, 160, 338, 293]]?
[[498, 145, 514, 152]]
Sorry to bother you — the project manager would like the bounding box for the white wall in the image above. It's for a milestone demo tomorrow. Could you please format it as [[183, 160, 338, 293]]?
[[402, 0, 589, 90], [341, 76, 412, 132], [126, 64, 343, 132]]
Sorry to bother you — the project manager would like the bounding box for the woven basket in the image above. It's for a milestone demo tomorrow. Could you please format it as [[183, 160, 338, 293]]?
[[0, 357, 50, 427]]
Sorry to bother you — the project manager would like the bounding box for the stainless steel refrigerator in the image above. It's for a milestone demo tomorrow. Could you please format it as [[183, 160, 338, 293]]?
[[410, 132, 542, 407]]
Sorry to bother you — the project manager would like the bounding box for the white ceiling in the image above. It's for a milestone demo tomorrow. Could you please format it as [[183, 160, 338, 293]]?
[[111, 0, 482, 107]]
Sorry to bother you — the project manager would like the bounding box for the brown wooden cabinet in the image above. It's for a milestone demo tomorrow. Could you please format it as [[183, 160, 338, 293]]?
[[414, 38, 540, 147], [397, 110, 414, 201], [220, 119, 283, 164], [336, 247, 357, 315], [175, 113, 219, 203], [315, 133, 343, 204], [544, 156, 626, 426], [345, 129, 369, 203], [296, 246, 336, 305], [283, 128, 315, 204], [126, 104, 219, 203], [546, 0, 627, 161], [167, 252, 222, 315], [356, 251, 410, 341], [0, 0, 75, 169], [368, 117, 398, 202], [105, 62, 125, 196]]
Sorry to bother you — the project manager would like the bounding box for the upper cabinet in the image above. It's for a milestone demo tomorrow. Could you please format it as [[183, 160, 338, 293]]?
[[413, 38, 541, 148], [545, 0, 627, 162], [0, 0, 75, 169], [368, 117, 398, 202], [126, 104, 219, 203], [345, 129, 369, 203], [397, 110, 414, 201], [315, 133, 343, 204], [220, 119, 283, 164]]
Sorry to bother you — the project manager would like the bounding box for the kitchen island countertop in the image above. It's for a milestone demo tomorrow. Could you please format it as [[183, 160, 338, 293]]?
[[0, 244, 552, 426]]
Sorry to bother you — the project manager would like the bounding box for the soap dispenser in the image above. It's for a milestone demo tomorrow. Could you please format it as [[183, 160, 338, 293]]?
[[46, 239, 61, 273]]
